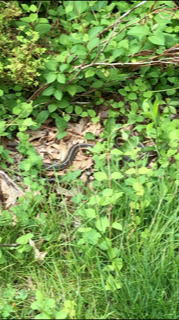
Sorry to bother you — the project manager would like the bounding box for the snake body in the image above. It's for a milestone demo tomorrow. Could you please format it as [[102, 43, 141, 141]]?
[[42, 143, 95, 170], [7, 137, 145, 171]]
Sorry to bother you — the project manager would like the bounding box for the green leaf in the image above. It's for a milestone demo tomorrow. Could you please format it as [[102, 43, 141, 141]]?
[[148, 31, 165, 45], [0, 90, 4, 96], [85, 132, 95, 140], [36, 111, 49, 123], [66, 85, 76, 96], [75, 1, 88, 15], [42, 86, 55, 96], [111, 172, 123, 179], [105, 275, 121, 291], [74, 105, 82, 115], [87, 38, 99, 51], [57, 74, 66, 83], [30, 4, 37, 12], [35, 24, 52, 34], [16, 233, 34, 245], [22, 118, 36, 126], [92, 80, 104, 88], [84, 229, 101, 245], [54, 89, 63, 100], [94, 172, 108, 181], [167, 89, 176, 95], [55, 117, 67, 131], [112, 222, 123, 230], [59, 34, 71, 45], [46, 61, 58, 72], [138, 167, 150, 174], [85, 69, 95, 78], [143, 91, 153, 98], [128, 93, 137, 100], [127, 25, 149, 38], [48, 103, 57, 113], [88, 26, 103, 39], [95, 216, 109, 233], [21, 4, 29, 11], [88, 110, 96, 117], [45, 72, 57, 83], [21, 13, 38, 22], [55, 311, 68, 320]]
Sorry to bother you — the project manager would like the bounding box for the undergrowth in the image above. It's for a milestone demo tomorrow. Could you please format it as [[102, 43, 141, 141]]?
[[1, 0, 179, 319]]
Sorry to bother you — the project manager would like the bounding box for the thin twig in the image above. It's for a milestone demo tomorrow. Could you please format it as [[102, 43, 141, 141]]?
[[0, 243, 20, 247]]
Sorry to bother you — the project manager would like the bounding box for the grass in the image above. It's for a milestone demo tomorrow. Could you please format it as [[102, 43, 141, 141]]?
[[1, 147, 179, 319]]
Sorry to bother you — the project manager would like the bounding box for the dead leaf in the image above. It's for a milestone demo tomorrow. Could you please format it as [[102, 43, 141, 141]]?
[[0, 171, 24, 209], [29, 239, 47, 261]]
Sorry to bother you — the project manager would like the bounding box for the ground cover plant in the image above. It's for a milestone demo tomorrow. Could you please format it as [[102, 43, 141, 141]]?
[[1, 0, 179, 319]]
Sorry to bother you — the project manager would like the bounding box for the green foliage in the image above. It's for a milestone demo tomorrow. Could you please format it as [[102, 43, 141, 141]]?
[[0, 0, 179, 138], [2, 1, 179, 319]]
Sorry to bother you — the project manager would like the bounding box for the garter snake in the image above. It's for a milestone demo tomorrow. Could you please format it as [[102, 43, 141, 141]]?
[[7, 136, 145, 171], [42, 136, 145, 170]]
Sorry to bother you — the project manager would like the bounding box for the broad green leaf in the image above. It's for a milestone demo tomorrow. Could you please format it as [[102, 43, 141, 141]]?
[[30, 4, 37, 12], [112, 222, 123, 230], [42, 86, 55, 96], [84, 208, 96, 218], [36, 111, 49, 123], [88, 195, 101, 205], [88, 26, 103, 39], [126, 168, 136, 174], [66, 85, 76, 96], [95, 216, 109, 233], [71, 45, 87, 55], [55, 117, 67, 131], [57, 74, 66, 83], [143, 91, 153, 98], [46, 61, 58, 71], [102, 188, 113, 196], [88, 110, 96, 117], [133, 182, 144, 196], [84, 132, 95, 140], [94, 172, 108, 181], [100, 192, 123, 206], [83, 229, 101, 245], [0, 90, 4, 96], [127, 25, 149, 37], [22, 118, 36, 126], [21, 13, 38, 22], [21, 4, 29, 11], [38, 18, 49, 23], [35, 24, 52, 34], [167, 89, 176, 95], [117, 39, 129, 49], [75, 1, 88, 15], [75, 105, 82, 115], [128, 93, 137, 100], [85, 69, 95, 78], [111, 172, 123, 179], [45, 72, 57, 83], [87, 38, 99, 51], [59, 34, 71, 45], [92, 80, 104, 88], [138, 167, 150, 174], [54, 89, 63, 101], [48, 103, 57, 113], [55, 311, 68, 319], [16, 233, 34, 245], [148, 31, 165, 45]]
